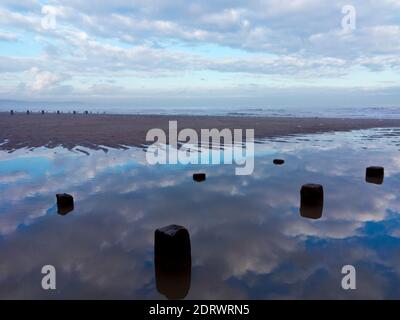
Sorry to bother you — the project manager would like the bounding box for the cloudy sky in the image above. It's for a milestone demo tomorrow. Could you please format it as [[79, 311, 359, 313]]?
[[0, 0, 400, 109]]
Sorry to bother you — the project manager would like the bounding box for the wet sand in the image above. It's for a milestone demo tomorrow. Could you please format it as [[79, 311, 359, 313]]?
[[1, 113, 400, 151]]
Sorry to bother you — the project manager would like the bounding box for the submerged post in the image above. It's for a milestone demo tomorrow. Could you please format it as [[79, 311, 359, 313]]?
[[300, 184, 324, 219], [273, 159, 285, 165], [193, 173, 206, 182], [366, 166, 384, 185], [56, 193, 74, 215], [154, 224, 191, 299]]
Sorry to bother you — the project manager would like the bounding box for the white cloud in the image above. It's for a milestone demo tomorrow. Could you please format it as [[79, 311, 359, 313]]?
[[24, 67, 64, 92], [0, 0, 400, 102], [0, 31, 18, 42]]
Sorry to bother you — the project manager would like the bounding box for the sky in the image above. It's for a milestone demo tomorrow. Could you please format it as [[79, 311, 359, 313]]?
[[0, 0, 400, 109]]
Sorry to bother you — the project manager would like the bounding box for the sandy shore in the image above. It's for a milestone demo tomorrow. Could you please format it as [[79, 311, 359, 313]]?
[[1, 113, 400, 151]]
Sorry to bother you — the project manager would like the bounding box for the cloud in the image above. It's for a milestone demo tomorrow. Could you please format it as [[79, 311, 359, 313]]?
[[28, 67, 62, 91], [0, 31, 18, 42], [0, 0, 400, 104]]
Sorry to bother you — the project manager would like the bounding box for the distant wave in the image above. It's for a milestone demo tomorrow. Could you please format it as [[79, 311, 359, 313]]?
[[1, 104, 400, 118]]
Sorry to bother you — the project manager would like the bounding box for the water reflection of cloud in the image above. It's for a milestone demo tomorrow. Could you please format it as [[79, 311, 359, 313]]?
[[1, 128, 400, 298]]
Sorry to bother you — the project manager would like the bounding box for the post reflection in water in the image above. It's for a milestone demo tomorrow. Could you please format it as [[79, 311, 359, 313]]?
[[154, 225, 191, 300], [0, 128, 400, 299]]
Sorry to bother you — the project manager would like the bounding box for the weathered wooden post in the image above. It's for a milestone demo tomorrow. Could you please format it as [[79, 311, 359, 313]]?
[[193, 173, 206, 182], [366, 166, 384, 185], [273, 159, 285, 165], [154, 224, 191, 299], [56, 193, 74, 215], [300, 184, 324, 219]]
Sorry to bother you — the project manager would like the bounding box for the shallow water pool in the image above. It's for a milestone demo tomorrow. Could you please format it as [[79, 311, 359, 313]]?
[[1, 128, 400, 299]]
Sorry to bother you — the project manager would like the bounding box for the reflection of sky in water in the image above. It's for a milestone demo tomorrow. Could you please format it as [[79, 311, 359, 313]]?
[[1, 128, 400, 299]]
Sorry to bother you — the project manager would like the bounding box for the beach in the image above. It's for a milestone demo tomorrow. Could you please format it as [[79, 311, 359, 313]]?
[[1, 113, 400, 151], [1, 126, 400, 299]]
